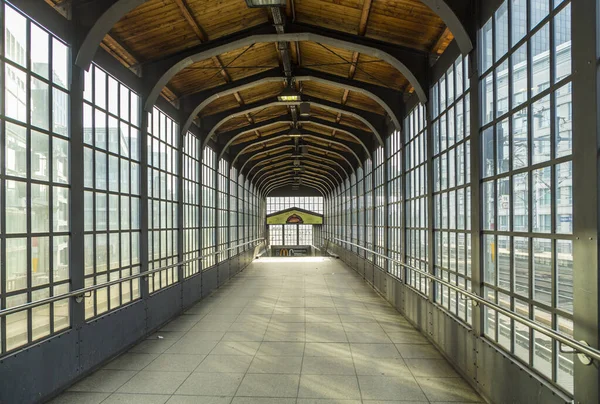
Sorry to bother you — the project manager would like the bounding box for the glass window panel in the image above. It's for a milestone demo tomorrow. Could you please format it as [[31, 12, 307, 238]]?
[[532, 95, 551, 164], [5, 64, 27, 123], [555, 162, 572, 234], [531, 24, 550, 98], [31, 130, 49, 181], [6, 238, 27, 292], [6, 122, 27, 178], [4, 5, 27, 67], [495, 2, 509, 60], [53, 137, 69, 184], [533, 167, 551, 233], [31, 77, 50, 130], [554, 4, 571, 82], [52, 38, 69, 90]]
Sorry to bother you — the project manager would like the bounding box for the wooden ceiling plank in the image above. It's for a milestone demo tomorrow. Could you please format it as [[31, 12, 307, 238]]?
[[172, 0, 208, 42], [358, 0, 373, 36], [431, 27, 452, 55]]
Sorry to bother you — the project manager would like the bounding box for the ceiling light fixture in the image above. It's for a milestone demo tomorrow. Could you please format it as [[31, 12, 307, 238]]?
[[288, 127, 302, 137], [278, 83, 302, 102], [244, 0, 286, 8]]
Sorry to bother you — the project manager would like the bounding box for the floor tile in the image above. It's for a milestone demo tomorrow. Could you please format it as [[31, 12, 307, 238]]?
[[301, 356, 356, 375], [103, 353, 159, 371], [68, 370, 137, 393], [210, 341, 261, 355], [195, 355, 254, 373], [405, 358, 460, 378], [349, 343, 402, 359], [165, 339, 218, 355], [358, 374, 427, 401], [257, 341, 305, 356], [129, 339, 176, 354], [116, 371, 189, 394], [167, 396, 232, 404], [175, 372, 244, 396], [417, 377, 483, 402], [304, 343, 352, 357], [298, 374, 361, 400], [47, 392, 109, 404], [101, 393, 171, 404], [353, 356, 410, 376], [236, 373, 300, 397], [248, 355, 303, 373], [231, 398, 295, 404], [144, 354, 206, 372], [395, 344, 443, 359]]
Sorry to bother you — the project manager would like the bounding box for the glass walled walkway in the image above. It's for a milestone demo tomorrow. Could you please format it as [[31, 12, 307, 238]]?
[[50, 257, 482, 404]]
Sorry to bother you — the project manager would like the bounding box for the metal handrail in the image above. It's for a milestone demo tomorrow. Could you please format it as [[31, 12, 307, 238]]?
[[328, 237, 600, 363], [0, 238, 265, 318]]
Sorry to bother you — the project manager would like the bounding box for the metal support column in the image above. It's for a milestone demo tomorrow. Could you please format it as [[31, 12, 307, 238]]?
[[571, 0, 600, 402], [70, 63, 85, 328], [468, 45, 482, 337], [426, 93, 436, 303], [139, 107, 149, 298]]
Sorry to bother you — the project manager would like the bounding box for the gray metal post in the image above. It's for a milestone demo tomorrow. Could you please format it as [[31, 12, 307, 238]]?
[[571, 0, 600, 402], [139, 107, 149, 298], [468, 47, 482, 337], [70, 63, 85, 328], [426, 92, 435, 303]]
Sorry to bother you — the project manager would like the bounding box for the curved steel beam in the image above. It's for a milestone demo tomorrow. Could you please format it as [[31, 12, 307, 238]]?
[[218, 119, 371, 159], [202, 98, 383, 150], [264, 183, 326, 197], [242, 145, 355, 178], [260, 174, 331, 195], [246, 148, 354, 178], [264, 181, 327, 198], [76, 0, 147, 69], [145, 30, 428, 110], [182, 67, 400, 135], [264, 179, 328, 197], [419, 0, 473, 54], [252, 157, 345, 184], [257, 172, 335, 195], [255, 165, 338, 190], [249, 153, 348, 183], [231, 132, 363, 168]]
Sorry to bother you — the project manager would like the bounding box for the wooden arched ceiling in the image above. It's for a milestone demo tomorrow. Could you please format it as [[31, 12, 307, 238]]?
[[44, 0, 469, 193]]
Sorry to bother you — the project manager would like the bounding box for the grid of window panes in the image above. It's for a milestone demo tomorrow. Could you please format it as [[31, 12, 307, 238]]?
[[183, 132, 200, 277], [299, 225, 313, 245], [350, 173, 358, 253], [284, 224, 297, 245], [344, 179, 351, 246], [147, 107, 179, 293], [229, 166, 238, 255], [217, 159, 228, 262], [202, 147, 216, 269], [357, 167, 365, 257], [479, 0, 573, 393], [387, 130, 403, 278], [266, 196, 324, 214], [83, 64, 141, 319], [269, 225, 283, 245], [1, 3, 71, 353], [374, 147, 385, 268], [405, 104, 428, 294], [237, 174, 245, 247], [243, 179, 250, 243], [364, 159, 374, 262], [431, 55, 472, 324]]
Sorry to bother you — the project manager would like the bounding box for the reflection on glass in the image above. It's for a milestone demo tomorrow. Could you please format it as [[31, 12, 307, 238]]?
[[533, 167, 551, 233], [6, 122, 27, 178]]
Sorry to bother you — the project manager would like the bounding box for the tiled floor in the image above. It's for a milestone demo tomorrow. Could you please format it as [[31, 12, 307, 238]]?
[[50, 257, 484, 404]]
